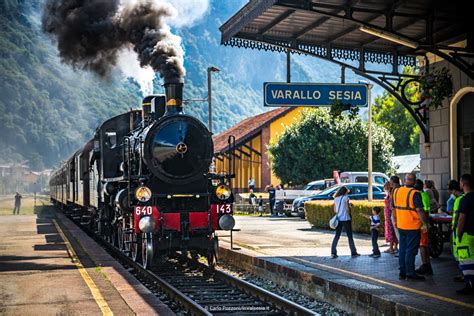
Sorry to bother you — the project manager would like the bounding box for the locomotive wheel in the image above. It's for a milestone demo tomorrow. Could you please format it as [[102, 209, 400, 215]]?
[[207, 251, 216, 269], [131, 232, 141, 262], [207, 237, 219, 269], [123, 219, 132, 256], [105, 223, 113, 244], [117, 221, 124, 250], [141, 233, 154, 269]]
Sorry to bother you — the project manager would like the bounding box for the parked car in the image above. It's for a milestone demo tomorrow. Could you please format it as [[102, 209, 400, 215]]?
[[276, 179, 336, 215], [339, 171, 389, 185], [304, 179, 335, 190], [292, 183, 385, 219]]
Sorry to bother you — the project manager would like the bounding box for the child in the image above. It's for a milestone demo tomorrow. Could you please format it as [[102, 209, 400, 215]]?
[[366, 207, 381, 257], [258, 195, 264, 216]]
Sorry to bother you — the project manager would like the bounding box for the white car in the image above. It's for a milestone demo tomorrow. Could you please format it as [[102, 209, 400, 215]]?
[[339, 171, 389, 185]]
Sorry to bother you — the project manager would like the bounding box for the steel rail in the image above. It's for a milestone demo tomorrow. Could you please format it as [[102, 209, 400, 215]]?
[[212, 268, 315, 315], [92, 232, 212, 316], [62, 211, 316, 315]]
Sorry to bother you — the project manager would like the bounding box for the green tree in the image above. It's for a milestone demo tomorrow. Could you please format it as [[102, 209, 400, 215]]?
[[373, 69, 420, 155], [268, 108, 394, 185]]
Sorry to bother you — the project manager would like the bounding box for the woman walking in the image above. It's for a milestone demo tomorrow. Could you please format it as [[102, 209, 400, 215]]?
[[383, 182, 398, 253], [331, 186, 359, 258]]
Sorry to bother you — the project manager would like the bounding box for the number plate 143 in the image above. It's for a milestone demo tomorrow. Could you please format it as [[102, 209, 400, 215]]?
[[217, 204, 232, 214]]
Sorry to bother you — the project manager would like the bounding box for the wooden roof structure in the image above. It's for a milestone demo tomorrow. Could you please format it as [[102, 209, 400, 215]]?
[[220, 0, 474, 142], [213, 107, 293, 153]]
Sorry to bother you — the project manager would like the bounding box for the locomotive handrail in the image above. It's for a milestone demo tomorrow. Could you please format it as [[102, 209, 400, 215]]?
[[151, 193, 210, 198]]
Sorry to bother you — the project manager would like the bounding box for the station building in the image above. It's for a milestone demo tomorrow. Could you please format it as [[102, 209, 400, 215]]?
[[213, 107, 301, 192], [420, 55, 474, 202]]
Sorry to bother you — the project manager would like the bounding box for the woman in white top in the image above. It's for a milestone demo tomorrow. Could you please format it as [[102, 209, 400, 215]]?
[[331, 186, 359, 258]]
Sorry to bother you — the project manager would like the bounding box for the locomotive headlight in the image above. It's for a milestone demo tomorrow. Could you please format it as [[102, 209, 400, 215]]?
[[215, 184, 231, 201], [135, 186, 152, 202], [139, 216, 156, 233]]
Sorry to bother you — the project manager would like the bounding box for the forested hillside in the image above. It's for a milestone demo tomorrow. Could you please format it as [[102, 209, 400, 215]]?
[[0, 0, 144, 169], [1, 0, 369, 170]]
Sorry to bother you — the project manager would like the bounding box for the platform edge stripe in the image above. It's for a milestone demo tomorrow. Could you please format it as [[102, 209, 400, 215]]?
[[288, 256, 474, 310], [53, 219, 114, 316]]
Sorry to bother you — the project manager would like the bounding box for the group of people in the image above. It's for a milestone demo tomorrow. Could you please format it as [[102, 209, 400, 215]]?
[[330, 173, 474, 295], [248, 177, 281, 216]]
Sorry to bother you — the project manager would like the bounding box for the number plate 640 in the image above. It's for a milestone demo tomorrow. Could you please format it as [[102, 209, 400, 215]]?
[[134, 206, 154, 216]]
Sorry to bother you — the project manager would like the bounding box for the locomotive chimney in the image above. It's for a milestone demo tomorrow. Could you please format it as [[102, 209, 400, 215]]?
[[163, 78, 184, 114]]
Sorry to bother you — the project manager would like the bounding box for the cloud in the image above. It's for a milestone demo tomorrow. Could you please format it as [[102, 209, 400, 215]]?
[[161, 0, 210, 27]]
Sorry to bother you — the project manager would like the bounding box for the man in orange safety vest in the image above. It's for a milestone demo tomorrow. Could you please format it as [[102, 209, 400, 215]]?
[[392, 173, 429, 281]]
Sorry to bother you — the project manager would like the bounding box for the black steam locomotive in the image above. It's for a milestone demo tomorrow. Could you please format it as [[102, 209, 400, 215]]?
[[50, 80, 235, 268]]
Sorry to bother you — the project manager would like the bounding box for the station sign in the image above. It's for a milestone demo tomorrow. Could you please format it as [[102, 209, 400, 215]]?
[[263, 82, 368, 107]]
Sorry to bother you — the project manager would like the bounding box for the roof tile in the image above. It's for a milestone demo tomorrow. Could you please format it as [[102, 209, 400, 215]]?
[[213, 107, 293, 153]]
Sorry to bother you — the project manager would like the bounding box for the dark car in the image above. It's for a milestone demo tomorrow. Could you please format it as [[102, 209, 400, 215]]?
[[292, 183, 385, 219]]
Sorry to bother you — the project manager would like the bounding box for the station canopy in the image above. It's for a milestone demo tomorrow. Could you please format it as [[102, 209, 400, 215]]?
[[220, 0, 473, 142], [221, 0, 469, 60]]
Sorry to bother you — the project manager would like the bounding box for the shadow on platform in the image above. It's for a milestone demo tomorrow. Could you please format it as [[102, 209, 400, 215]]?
[[0, 255, 76, 272]]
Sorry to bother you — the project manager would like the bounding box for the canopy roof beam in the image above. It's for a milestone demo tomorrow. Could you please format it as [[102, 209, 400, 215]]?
[[279, 0, 456, 21], [326, 0, 406, 42], [259, 9, 295, 34], [275, 0, 423, 52]]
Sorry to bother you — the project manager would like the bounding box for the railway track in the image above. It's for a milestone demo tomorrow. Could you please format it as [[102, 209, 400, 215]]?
[[63, 213, 316, 315]]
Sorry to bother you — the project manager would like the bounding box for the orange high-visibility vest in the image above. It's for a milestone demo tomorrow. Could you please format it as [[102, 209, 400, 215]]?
[[393, 186, 422, 230]]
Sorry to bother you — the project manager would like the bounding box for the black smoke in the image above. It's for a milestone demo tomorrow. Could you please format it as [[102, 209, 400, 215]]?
[[42, 0, 185, 82]]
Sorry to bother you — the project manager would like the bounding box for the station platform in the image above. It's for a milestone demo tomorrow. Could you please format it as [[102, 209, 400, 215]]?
[[0, 207, 173, 316], [219, 215, 474, 315]]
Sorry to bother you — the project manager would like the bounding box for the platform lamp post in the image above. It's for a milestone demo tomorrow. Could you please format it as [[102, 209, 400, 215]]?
[[359, 81, 374, 201], [367, 83, 374, 202], [207, 66, 220, 133]]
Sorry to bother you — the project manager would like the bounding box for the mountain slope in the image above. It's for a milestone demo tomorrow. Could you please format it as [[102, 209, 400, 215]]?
[[0, 0, 340, 170]]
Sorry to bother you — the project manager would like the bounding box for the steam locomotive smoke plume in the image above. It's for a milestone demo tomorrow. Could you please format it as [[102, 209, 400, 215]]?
[[42, 0, 185, 84]]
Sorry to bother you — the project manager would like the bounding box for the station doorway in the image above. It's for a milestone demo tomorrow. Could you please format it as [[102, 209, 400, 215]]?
[[457, 92, 474, 178]]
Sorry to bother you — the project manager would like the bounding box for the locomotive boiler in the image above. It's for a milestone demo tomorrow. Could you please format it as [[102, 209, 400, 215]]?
[[50, 79, 235, 268]]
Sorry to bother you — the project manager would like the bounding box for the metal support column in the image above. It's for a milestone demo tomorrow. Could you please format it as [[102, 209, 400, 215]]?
[[367, 84, 373, 202], [286, 49, 291, 83]]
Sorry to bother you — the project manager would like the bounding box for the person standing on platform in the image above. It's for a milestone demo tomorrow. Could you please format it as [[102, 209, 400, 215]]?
[[13, 192, 22, 215], [424, 180, 439, 213], [258, 195, 264, 217], [266, 184, 276, 216], [392, 173, 428, 281], [426, 180, 440, 205], [248, 177, 255, 192], [448, 180, 464, 282], [362, 206, 381, 258], [456, 174, 474, 294], [383, 182, 398, 254], [249, 190, 257, 205], [414, 179, 433, 276], [331, 186, 359, 258], [390, 176, 401, 243]]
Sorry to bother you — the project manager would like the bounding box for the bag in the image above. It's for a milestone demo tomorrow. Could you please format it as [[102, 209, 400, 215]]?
[[329, 196, 344, 229], [329, 215, 339, 229]]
